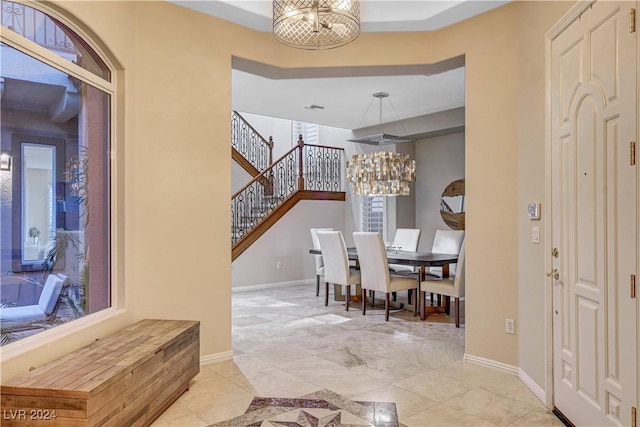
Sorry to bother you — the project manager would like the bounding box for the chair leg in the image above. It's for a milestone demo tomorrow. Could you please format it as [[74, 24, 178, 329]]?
[[325, 283, 329, 306], [420, 291, 426, 321], [455, 298, 460, 327], [437, 294, 442, 307], [316, 275, 320, 296], [371, 291, 375, 307], [345, 285, 350, 311], [445, 296, 451, 315], [362, 288, 367, 315], [385, 293, 390, 321], [392, 291, 397, 302], [430, 292, 434, 306], [408, 289, 412, 305], [413, 289, 418, 316]]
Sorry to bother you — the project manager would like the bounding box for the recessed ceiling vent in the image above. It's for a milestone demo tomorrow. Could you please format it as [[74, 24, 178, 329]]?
[[304, 104, 325, 110]]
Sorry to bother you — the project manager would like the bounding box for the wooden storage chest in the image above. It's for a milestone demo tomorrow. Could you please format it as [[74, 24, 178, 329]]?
[[1, 319, 200, 426]]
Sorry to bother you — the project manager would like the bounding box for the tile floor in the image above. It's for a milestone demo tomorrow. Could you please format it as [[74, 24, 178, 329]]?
[[151, 283, 564, 427]]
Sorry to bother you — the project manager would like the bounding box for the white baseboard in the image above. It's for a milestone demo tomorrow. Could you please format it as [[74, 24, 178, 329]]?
[[464, 353, 547, 406], [464, 353, 519, 375], [232, 279, 314, 293], [518, 369, 547, 405], [200, 350, 233, 365]]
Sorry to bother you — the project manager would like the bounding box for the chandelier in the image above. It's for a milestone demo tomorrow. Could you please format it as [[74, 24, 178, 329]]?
[[273, 0, 360, 50], [346, 152, 416, 196]]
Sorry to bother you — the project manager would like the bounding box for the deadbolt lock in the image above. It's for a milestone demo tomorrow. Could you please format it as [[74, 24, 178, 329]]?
[[547, 269, 559, 280]]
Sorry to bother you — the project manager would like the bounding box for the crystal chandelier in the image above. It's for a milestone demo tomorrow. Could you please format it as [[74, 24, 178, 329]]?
[[346, 152, 416, 196], [273, 0, 360, 50]]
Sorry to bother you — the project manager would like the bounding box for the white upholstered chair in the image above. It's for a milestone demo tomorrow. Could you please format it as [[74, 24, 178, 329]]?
[[388, 228, 421, 274], [421, 240, 466, 327], [0, 273, 70, 331], [353, 232, 419, 321], [310, 227, 333, 296], [316, 231, 361, 310], [428, 229, 464, 276]]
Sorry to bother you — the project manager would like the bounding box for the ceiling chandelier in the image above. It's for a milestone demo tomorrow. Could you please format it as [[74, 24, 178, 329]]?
[[346, 151, 416, 196], [272, 0, 360, 50], [348, 92, 415, 145]]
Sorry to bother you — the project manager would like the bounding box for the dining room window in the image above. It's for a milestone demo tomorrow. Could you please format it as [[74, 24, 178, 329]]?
[[1, 1, 115, 344], [360, 196, 385, 234]]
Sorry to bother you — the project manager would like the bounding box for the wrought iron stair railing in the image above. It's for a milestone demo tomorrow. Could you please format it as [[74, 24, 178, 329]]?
[[232, 137, 345, 248], [232, 111, 274, 174]]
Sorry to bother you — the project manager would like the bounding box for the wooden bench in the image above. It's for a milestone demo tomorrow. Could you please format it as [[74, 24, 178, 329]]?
[[1, 319, 200, 426]]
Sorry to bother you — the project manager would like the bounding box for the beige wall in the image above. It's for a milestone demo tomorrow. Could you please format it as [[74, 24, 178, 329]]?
[[2, 0, 574, 388], [517, 1, 574, 386]]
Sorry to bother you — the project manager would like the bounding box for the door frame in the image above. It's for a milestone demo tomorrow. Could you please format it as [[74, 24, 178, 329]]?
[[544, 0, 640, 413]]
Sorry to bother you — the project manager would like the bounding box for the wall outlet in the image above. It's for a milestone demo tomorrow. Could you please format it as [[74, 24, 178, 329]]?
[[276, 261, 282, 269], [505, 318, 515, 334]]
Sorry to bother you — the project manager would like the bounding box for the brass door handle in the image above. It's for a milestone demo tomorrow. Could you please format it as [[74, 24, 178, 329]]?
[[547, 269, 559, 280]]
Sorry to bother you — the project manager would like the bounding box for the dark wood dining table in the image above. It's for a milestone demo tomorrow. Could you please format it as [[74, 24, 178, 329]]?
[[309, 247, 459, 320]]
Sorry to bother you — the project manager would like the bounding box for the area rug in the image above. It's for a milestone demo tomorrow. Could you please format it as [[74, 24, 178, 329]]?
[[208, 388, 405, 427]]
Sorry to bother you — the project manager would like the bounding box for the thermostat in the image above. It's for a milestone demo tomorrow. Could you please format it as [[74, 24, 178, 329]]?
[[527, 203, 541, 220]]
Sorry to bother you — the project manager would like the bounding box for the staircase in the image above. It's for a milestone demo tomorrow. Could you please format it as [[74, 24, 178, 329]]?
[[231, 113, 346, 260]]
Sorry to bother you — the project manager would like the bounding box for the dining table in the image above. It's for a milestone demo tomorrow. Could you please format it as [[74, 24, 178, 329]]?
[[309, 247, 459, 320]]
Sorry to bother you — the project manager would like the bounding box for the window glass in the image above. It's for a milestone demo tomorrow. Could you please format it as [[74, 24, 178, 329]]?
[[361, 196, 385, 234], [0, 7, 111, 345]]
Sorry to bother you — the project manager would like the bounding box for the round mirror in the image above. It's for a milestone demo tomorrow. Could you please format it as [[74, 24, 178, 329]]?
[[440, 179, 465, 230]]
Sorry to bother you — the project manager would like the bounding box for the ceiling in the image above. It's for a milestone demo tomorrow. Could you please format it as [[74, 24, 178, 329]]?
[[169, 1, 511, 132]]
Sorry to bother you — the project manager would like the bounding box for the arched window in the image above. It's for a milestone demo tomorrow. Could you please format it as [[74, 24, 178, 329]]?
[[0, 1, 114, 344]]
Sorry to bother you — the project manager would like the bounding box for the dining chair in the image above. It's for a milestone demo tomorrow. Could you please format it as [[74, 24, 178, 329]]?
[[421, 240, 466, 327], [388, 228, 421, 274], [353, 232, 419, 321], [316, 230, 361, 310], [428, 229, 464, 276], [310, 228, 333, 297]]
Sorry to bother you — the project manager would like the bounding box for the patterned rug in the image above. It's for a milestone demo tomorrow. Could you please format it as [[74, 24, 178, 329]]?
[[209, 389, 404, 427]]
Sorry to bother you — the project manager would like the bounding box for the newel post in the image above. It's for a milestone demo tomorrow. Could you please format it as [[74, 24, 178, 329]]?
[[297, 134, 305, 191]]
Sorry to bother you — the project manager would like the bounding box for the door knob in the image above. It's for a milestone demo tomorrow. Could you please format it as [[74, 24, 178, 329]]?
[[546, 269, 559, 280]]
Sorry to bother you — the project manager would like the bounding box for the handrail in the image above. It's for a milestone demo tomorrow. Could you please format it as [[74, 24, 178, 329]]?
[[232, 139, 346, 199], [231, 137, 345, 246], [232, 143, 299, 199], [232, 111, 274, 172]]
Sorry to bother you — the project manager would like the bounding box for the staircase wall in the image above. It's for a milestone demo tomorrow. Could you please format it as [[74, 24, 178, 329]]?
[[231, 199, 346, 288]]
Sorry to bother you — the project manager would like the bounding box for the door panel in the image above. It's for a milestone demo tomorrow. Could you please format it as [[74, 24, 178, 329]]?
[[550, 2, 637, 426]]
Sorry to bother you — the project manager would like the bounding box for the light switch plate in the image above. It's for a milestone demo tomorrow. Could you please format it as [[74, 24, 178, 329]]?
[[532, 226, 540, 244]]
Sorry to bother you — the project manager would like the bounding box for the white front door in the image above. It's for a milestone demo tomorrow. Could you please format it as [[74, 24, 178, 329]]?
[[550, 1, 637, 426]]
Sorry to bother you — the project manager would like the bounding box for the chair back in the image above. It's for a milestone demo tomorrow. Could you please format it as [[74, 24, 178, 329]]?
[[310, 228, 333, 272], [432, 229, 465, 274], [317, 231, 352, 286], [38, 274, 66, 316], [452, 240, 466, 296], [431, 229, 464, 253], [353, 232, 390, 292], [393, 228, 421, 252]]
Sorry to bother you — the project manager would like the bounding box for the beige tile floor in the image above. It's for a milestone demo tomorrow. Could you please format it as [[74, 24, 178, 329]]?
[[152, 284, 564, 427]]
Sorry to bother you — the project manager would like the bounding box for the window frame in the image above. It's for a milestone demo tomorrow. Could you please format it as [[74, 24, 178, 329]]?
[[0, 1, 121, 355]]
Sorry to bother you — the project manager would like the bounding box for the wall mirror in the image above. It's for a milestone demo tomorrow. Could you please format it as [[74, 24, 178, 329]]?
[[440, 178, 465, 230]]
